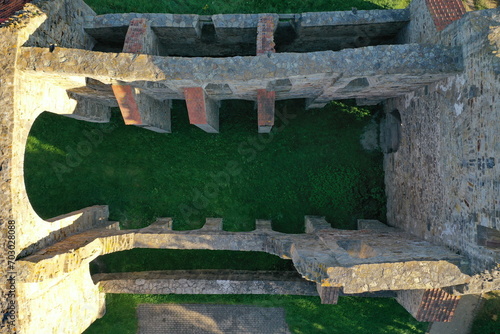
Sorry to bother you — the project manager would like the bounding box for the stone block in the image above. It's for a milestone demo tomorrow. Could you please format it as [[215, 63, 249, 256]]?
[[201, 218, 223, 231], [305, 216, 331, 233], [255, 219, 273, 232], [297, 9, 410, 28], [357, 219, 395, 231], [477, 225, 500, 250], [20, 43, 462, 103], [140, 218, 173, 232], [267, 79, 292, 92], [204, 83, 233, 96], [316, 284, 341, 304], [289, 10, 409, 52], [305, 98, 328, 110], [65, 97, 112, 123], [67, 82, 118, 108], [86, 14, 201, 51], [94, 270, 318, 296], [212, 14, 259, 44], [112, 84, 171, 133]]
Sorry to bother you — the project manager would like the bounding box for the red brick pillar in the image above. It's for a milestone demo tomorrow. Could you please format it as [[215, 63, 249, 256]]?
[[184, 87, 220, 133], [256, 14, 277, 55], [111, 18, 171, 133], [257, 89, 276, 133], [111, 84, 142, 125], [256, 15, 278, 133], [425, 0, 466, 31], [397, 289, 461, 322]]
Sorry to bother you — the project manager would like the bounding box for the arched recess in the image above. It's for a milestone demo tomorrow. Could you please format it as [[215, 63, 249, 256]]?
[[15, 68, 112, 258]]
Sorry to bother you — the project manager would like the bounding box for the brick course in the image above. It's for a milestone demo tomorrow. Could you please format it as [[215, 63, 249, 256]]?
[[111, 84, 142, 124], [257, 89, 275, 133], [415, 289, 461, 322], [397, 289, 461, 322], [184, 87, 208, 124], [122, 18, 150, 54], [256, 15, 277, 55], [184, 87, 219, 133]]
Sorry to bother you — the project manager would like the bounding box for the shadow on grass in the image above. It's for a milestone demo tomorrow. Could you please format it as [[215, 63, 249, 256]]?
[[90, 249, 296, 274], [84, 294, 428, 334]]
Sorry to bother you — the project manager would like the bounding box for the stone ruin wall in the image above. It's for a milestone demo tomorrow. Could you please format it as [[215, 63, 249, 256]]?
[[92, 270, 320, 296], [0, 1, 109, 333], [384, 0, 500, 279], [15, 216, 472, 333], [0, 0, 499, 332]]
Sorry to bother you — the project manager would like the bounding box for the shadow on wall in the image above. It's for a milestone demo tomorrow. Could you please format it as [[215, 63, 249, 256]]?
[[380, 109, 402, 153]]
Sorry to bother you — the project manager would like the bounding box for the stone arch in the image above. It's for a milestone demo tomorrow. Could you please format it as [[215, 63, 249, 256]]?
[[15, 72, 112, 257], [11, 70, 110, 333]]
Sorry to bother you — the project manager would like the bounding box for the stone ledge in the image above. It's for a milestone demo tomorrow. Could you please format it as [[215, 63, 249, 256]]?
[[17, 215, 471, 294], [94, 270, 318, 296], [298, 9, 409, 27]]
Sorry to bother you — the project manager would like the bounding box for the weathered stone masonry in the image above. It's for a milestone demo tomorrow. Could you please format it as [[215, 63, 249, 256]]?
[[385, 0, 500, 288], [0, 0, 499, 333]]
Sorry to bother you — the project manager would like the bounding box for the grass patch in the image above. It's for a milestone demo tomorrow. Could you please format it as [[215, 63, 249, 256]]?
[[472, 0, 498, 9], [25, 98, 394, 334], [83, 0, 410, 15], [91, 249, 296, 274], [24, 99, 401, 334], [471, 291, 500, 334], [25, 100, 385, 232], [84, 294, 428, 334]]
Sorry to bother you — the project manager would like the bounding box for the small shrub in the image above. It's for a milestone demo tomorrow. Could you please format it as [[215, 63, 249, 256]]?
[[329, 101, 372, 120]]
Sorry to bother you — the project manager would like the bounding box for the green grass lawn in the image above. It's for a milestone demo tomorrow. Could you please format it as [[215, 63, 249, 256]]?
[[471, 291, 500, 334], [83, 0, 410, 15], [25, 100, 385, 232], [85, 294, 427, 334], [90, 249, 296, 273]]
